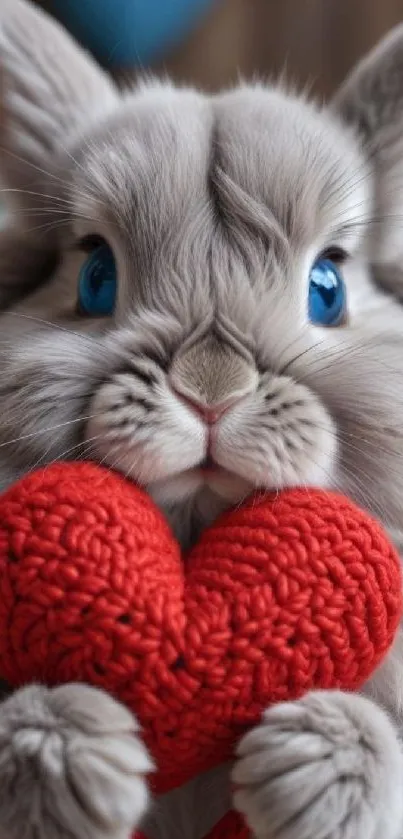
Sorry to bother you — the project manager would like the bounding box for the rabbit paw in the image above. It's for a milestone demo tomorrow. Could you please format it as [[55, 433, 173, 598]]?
[[0, 683, 153, 839], [232, 690, 403, 839]]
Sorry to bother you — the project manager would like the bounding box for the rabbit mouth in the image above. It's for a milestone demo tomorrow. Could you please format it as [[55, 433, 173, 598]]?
[[194, 455, 240, 482], [197, 455, 217, 473], [188, 460, 251, 494]]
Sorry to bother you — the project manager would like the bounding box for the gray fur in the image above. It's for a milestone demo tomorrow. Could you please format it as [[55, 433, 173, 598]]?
[[1, 2, 403, 838], [0, 683, 153, 839], [233, 690, 403, 839]]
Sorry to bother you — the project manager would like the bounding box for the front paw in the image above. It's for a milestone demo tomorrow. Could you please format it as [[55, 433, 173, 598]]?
[[0, 683, 153, 839], [232, 690, 403, 839]]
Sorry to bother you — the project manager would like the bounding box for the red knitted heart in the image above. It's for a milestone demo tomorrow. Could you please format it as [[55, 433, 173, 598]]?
[[0, 462, 400, 811]]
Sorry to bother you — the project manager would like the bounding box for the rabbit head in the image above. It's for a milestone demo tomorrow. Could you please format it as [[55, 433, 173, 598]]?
[[1, 0, 403, 547]]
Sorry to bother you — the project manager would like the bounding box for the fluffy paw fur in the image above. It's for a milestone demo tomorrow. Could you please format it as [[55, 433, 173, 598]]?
[[0, 683, 153, 839], [232, 690, 403, 839]]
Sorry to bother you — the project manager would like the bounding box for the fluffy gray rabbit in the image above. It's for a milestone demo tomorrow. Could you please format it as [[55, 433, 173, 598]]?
[[1, 1, 403, 837]]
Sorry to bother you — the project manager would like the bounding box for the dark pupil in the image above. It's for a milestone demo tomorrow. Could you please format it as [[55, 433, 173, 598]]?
[[89, 261, 104, 295], [312, 278, 336, 309]]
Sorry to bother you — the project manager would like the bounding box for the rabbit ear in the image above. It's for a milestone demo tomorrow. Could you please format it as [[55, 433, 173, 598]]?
[[0, 0, 118, 208], [333, 26, 403, 298], [333, 24, 403, 145]]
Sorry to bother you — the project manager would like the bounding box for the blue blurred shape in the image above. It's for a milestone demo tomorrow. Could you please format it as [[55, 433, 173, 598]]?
[[51, 0, 217, 66]]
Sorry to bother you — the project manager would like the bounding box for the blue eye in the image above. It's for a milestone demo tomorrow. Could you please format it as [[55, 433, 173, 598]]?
[[308, 258, 346, 326], [78, 244, 117, 316]]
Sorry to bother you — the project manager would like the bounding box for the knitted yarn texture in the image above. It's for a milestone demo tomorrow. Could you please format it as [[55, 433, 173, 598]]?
[[0, 462, 400, 800]]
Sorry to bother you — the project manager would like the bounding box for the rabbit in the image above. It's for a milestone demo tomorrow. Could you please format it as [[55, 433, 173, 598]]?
[[2, 1, 403, 837]]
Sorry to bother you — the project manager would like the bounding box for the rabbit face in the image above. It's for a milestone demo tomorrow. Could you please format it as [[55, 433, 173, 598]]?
[[1, 1, 403, 547]]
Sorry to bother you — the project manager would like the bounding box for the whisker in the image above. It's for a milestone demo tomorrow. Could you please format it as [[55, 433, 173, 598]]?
[[0, 413, 102, 449], [3, 311, 107, 347], [1, 311, 142, 368], [0, 147, 71, 189], [336, 460, 390, 523], [26, 435, 103, 484], [279, 337, 326, 376], [0, 188, 75, 206], [21, 219, 70, 235]]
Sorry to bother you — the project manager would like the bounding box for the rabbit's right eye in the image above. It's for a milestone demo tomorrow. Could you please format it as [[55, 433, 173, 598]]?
[[77, 243, 117, 317]]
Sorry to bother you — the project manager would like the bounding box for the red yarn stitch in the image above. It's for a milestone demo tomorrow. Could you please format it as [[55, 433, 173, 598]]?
[[204, 811, 247, 839], [0, 462, 401, 809]]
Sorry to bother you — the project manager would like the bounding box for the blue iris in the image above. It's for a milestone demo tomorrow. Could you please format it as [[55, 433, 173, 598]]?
[[308, 258, 346, 326], [78, 244, 117, 316]]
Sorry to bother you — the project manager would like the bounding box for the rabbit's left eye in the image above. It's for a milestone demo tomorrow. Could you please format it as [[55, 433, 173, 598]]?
[[78, 244, 117, 316], [308, 258, 346, 326]]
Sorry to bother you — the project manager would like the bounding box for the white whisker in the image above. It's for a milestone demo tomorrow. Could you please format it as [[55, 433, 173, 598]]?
[[0, 414, 101, 449]]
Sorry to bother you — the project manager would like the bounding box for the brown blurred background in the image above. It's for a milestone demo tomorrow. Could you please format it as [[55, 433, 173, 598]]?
[[158, 0, 403, 97], [38, 0, 403, 97]]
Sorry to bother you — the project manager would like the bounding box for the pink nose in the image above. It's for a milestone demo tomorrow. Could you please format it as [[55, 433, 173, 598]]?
[[193, 402, 227, 424], [172, 390, 240, 423]]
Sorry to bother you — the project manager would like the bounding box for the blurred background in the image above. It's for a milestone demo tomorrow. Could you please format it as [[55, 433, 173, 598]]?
[[39, 0, 403, 97], [159, 0, 403, 96]]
